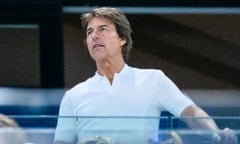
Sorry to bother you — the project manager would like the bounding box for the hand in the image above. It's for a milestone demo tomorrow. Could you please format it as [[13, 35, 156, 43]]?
[[213, 128, 238, 144]]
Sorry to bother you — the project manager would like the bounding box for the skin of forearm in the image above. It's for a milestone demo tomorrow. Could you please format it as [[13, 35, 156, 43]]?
[[181, 105, 219, 131], [180, 105, 239, 143]]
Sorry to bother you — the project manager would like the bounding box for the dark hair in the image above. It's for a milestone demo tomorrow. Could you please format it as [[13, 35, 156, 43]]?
[[81, 7, 133, 62]]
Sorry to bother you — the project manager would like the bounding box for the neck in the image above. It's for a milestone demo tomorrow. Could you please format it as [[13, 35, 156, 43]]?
[[96, 58, 125, 84]]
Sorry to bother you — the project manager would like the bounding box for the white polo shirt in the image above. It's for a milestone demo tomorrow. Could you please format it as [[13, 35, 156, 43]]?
[[54, 64, 193, 143]]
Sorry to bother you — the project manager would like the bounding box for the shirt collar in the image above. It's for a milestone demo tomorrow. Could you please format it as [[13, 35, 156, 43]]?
[[92, 64, 130, 83]]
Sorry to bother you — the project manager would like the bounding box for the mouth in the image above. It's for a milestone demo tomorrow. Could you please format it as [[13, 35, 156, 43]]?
[[93, 44, 104, 49]]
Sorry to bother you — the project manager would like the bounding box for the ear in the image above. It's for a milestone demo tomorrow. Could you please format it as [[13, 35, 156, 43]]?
[[119, 38, 126, 47]]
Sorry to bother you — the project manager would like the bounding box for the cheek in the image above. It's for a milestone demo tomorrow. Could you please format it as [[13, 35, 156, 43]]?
[[86, 39, 92, 53], [86, 38, 91, 47], [108, 36, 121, 46]]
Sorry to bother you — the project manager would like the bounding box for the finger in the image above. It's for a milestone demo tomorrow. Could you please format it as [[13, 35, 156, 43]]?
[[223, 128, 238, 144]]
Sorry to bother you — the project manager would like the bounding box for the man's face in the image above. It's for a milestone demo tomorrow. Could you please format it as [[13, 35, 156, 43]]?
[[86, 17, 126, 62]]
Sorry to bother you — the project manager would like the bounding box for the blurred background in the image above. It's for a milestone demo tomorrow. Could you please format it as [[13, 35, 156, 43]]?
[[1, 0, 240, 89], [0, 0, 239, 130]]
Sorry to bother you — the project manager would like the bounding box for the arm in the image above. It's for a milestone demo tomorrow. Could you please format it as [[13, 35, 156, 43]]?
[[181, 104, 238, 144], [181, 104, 219, 130]]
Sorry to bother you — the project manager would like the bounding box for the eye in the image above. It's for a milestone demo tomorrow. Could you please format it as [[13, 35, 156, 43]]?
[[86, 29, 93, 36], [100, 27, 108, 32]]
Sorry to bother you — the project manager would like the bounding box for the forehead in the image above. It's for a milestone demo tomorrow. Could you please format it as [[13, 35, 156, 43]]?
[[87, 17, 115, 29]]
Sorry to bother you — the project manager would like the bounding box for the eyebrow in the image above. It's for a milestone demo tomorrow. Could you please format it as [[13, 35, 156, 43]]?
[[86, 24, 110, 32]]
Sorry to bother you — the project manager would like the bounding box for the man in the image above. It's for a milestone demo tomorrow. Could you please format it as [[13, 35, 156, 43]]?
[[54, 7, 238, 144]]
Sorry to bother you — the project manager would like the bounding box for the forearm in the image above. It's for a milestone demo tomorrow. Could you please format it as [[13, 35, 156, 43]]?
[[181, 105, 238, 144], [181, 104, 219, 131]]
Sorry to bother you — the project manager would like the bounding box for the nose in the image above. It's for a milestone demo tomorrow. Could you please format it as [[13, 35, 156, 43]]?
[[91, 30, 99, 40]]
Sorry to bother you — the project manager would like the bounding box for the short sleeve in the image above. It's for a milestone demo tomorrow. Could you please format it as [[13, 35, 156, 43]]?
[[157, 72, 194, 117]]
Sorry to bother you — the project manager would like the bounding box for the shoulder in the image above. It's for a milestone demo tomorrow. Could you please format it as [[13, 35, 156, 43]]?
[[126, 66, 171, 85], [64, 76, 95, 98], [129, 66, 166, 78]]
